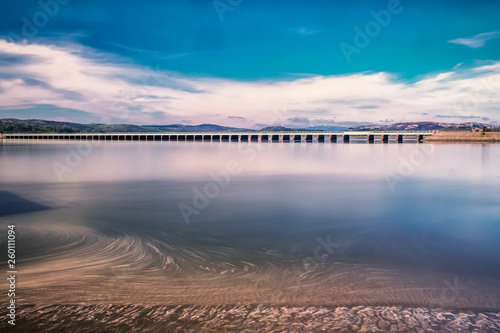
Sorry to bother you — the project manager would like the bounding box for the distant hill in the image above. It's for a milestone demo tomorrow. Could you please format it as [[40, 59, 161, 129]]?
[[143, 124, 255, 133], [2, 118, 498, 134], [259, 126, 323, 132], [259, 126, 295, 132], [304, 125, 349, 131], [0, 118, 90, 134], [0, 118, 253, 134], [349, 122, 499, 131]]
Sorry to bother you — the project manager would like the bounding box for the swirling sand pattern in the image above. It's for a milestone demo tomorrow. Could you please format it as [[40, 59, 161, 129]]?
[[8, 216, 500, 309]]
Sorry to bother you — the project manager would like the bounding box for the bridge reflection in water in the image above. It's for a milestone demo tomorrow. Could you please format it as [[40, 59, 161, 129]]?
[[1, 131, 432, 143]]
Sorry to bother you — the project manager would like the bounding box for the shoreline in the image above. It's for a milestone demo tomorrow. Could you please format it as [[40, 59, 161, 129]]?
[[424, 131, 500, 143]]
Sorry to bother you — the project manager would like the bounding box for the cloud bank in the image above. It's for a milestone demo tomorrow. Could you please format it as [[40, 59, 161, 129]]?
[[0, 40, 499, 127]]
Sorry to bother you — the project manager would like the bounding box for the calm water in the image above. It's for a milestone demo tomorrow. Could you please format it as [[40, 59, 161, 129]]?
[[1, 139, 500, 310]]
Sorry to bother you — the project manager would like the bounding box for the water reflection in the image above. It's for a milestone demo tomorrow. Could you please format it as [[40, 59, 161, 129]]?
[[1, 140, 499, 183], [0, 141, 499, 309]]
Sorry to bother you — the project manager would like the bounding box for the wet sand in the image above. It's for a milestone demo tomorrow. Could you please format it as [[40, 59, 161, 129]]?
[[3, 304, 500, 332]]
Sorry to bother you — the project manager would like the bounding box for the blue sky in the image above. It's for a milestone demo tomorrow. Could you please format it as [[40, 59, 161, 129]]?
[[0, 0, 499, 127]]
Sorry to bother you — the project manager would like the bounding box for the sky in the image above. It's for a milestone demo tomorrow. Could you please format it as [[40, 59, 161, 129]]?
[[0, 0, 499, 128]]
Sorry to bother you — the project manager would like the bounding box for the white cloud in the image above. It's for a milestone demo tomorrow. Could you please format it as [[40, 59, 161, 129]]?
[[297, 27, 322, 35], [284, 27, 323, 36], [448, 31, 500, 48], [0, 39, 499, 126]]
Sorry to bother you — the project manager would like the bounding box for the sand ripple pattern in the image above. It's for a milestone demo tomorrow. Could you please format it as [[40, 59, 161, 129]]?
[[3, 305, 500, 333]]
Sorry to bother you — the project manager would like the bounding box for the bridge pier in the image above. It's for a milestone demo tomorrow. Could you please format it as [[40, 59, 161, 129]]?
[[343, 135, 350, 143]]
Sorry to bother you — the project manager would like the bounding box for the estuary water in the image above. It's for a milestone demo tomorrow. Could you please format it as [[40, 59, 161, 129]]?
[[1, 139, 500, 331]]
